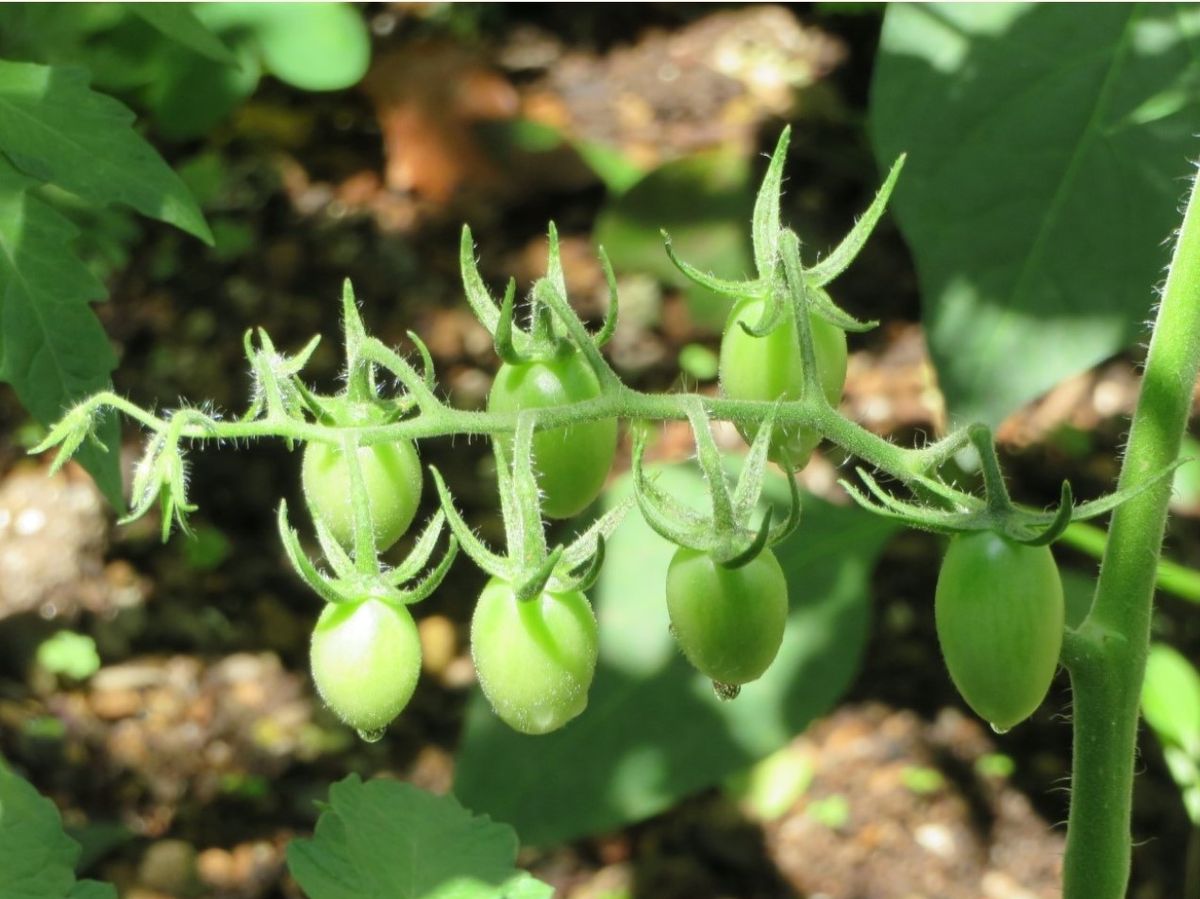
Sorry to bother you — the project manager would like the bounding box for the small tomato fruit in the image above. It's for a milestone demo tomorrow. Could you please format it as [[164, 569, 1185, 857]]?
[[487, 351, 617, 519], [471, 577, 599, 734], [666, 546, 789, 687], [719, 296, 847, 468], [934, 531, 1065, 732], [310, 598, 422, 736], [301, 438, 422, 551]]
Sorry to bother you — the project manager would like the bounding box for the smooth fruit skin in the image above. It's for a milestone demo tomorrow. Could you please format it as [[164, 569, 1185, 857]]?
[[719, 296, 848, 468], [487, 353, 618, 519], [301, 438, 422, 552], [665, 546, 789, 686], [471, 578, 599, 735], [934, 531, 1065, 732], [310, 598, 422, 733]]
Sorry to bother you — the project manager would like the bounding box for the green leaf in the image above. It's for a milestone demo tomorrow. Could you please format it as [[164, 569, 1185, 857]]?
[[36, 631, 101, 680], [869, 4, 1200, 426], [454, 467, 897, 846], [130, 4, 239, 66], [1143, 643, 1200, 757], [594, 150, 755, 330], [195, 3, 370, 92], [286, 775, 553, 899], [0, 762, 117, 899], [0, 158, 122, 506], [0, 61, 211, 243]]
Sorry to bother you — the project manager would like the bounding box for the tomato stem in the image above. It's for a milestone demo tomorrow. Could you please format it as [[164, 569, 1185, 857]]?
[[1062, 162, 1200, 898]]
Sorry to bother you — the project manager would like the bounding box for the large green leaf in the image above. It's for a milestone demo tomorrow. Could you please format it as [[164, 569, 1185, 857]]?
[[0, 761, 117, 899], [454, 467, 897, 846], [0, 60, 211, 243], [0, 158, 122, 505], [287, 775, 552, 899], [869, 4, 1200, 426]]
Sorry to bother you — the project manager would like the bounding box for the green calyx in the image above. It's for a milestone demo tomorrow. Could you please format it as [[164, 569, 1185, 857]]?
[[632, 400, 800, 569], [432, 413, 630, 602]]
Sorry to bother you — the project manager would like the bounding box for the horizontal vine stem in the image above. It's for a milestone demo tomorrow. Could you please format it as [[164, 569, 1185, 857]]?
[[64, 384, 972, 493]]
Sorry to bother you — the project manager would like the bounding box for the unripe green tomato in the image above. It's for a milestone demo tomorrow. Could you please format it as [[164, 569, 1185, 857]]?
[[301, 438, 422, 552], [487, 351, 617, 519], [934, 531, 1065, 732], [471, 577, 599, 735], [665, 546, 789, 686], [310, 598, 422, 735], [719, 296, 848, 468]]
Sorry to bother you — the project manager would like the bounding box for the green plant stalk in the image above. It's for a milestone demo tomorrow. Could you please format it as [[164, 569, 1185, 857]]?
[[1061, 521, 1200, 604], [1061, 166, 1200, 897]]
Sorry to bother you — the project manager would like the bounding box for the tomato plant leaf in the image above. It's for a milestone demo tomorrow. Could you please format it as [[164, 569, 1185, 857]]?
[[286, 775, 552, 899], [454, 467, 897, 846], [0, 157, 122, 506], [0, 60, 211, 243], [0, 761, 117, 899], [870, 3, 1200, 426]]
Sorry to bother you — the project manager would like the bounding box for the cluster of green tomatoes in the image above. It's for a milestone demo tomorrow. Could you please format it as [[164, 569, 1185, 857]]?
[[300, 266, 1066, 743], [37, 128, 1078, 745], [301, 284, 833, 738]]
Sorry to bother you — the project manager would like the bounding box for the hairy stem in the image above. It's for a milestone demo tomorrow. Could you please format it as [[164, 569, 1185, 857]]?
[[1062, 165, 1200, 897]]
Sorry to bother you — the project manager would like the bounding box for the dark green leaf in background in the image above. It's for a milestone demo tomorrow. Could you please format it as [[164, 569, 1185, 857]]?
[[454, 467, 897, 846], [287, 775, 552, 899], [0, 157, 122, 505], [870, 4, 1200, 426]]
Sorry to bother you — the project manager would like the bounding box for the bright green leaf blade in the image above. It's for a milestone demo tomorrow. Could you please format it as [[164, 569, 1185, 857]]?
[[196, 3, 370, 92], [0, 61, 211, 243], [454, 467, 897, 846], [286, 775, 552, 899], [130, 4, 239, 66], [0, 158, 122, 506], [0, 763, 82, 898], [869, 4, 1200, 426], [1143, 643, 1200, 756], [594, 150, 755, 331]]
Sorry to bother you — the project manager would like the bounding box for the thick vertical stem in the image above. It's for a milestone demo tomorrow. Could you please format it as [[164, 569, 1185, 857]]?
[[1063, 164, 1200, 896]]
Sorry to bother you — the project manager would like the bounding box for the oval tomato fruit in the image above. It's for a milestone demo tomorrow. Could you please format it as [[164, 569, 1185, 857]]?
[[719, 296, 847, 468], [665, 546, 789, 687], [302, 437, 422, 552], [310, 597, 422, 736], [470, 577, 599, 734], [487, 351, 617, 519], [934, 530, 1065, 732]]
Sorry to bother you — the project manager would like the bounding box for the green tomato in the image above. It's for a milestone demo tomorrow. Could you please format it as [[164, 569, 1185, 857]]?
[[471, 577, 599, 735], [487, 351, 617, 519], [665, 546, 789, 687], [301, 437, 422, 552], [310, 598, 422, 736], [935, 531, 1065, 732], [719, 296, 848, 468]]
